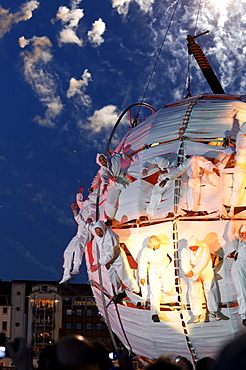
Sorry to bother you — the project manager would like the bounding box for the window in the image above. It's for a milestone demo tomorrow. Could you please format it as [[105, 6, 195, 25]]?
[[3, 307, 7, 314], [86, 310, 92, 316], [66, 309, 72, 316], [63, 298, 71, 306], [96, 323, 102, 330], [65, 323, 72, 330], [86, 323, 92, 330], [77, 310, 82, 316], [2, 322, 7, 331], [76, 323, 82, 330]]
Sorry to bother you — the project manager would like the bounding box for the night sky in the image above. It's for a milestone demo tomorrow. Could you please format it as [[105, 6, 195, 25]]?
[[0, 0, 245, 283]]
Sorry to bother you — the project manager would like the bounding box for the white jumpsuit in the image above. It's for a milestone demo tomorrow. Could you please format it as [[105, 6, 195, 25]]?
[[229, 122, 246, 208], [231, 238, 246, 318], [165, 156, 218, 211], [62, 192, 96, 274], [142, 156, 173, 218], [75, 219, 139, 294], [138, 245, 175, 315], [97, 153, 130, 219], [181, 238, 217, 316]]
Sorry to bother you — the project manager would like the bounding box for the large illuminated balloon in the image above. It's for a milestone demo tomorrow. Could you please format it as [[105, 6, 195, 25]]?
[[85, 94, 246, 365]]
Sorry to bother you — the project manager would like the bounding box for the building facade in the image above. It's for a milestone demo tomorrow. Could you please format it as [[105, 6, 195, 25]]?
[[0, 280, 113, 365]]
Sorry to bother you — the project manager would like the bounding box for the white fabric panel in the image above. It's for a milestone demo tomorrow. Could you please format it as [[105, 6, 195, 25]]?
[[183, 141, 234, 159], [235, 101, 246, 126], [114, 179, 153, 222], [222, 168, 246, 206], [117, 222, 174, 261], [114, 113, 155, 153], [185, 100, 246, 140], [145, 104, 189, 144]]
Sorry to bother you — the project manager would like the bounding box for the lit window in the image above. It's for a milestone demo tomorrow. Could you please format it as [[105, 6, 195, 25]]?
[[66, 323, 72, 329], [86, 323, 92, 330], [66, 309, 72, 316]]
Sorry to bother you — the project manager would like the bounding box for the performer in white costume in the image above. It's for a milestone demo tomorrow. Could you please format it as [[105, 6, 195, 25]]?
[[160, 155, 220, 215], [181, 235, 220, 323], [229, 122, 246, 217], [59, 188, 96, 284], [96, 153, 132, 221], [74, 215, 140, 303], [138, 235, 175, 322], [141, 156, 174, 218], [230, 224, 246, 326]]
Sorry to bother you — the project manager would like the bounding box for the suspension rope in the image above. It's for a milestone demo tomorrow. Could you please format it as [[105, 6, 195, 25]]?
[[194, 0, 203, 35], [136, 0, 180, 119], [183, 0, 203, 98]]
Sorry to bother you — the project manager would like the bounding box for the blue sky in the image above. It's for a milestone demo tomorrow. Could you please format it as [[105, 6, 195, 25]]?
[[0, 0, 245, 283]]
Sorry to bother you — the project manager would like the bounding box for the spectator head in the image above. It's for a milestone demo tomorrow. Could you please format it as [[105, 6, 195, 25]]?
[[49, 335, 99, 370], [37, 345, 54, 370], [145, 356, 179, 370], [212, 332, 246, 370], [92, 341, 113, 370], [196, 357, 215, 370], [174, 356, 193, 370]]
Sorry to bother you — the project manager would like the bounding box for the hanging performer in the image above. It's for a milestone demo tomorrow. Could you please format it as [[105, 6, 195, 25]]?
[[59, 187, 96, 284], [141, 156, 175, 218], [74, 214, 141, 303], [159, 155, 220, 215], [96, 153, 133, 222], [138, 235, 176, 322], [228, 122, 246, 218]]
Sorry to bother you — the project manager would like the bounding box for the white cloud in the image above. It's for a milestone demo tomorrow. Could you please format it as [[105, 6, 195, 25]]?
[[191, 0, 246, 94], [19, 36, 63, 127], [0, 0, 39, 38], [59, 27, 83, 46], [55, 3, 84, 46], [86, 105, 120, 133], [88, 18, 106, 47], [135, 0, 246, 103], [19, 36, 30, 48], [111, 0, 154, 15], [66, 69, 92, 107]]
